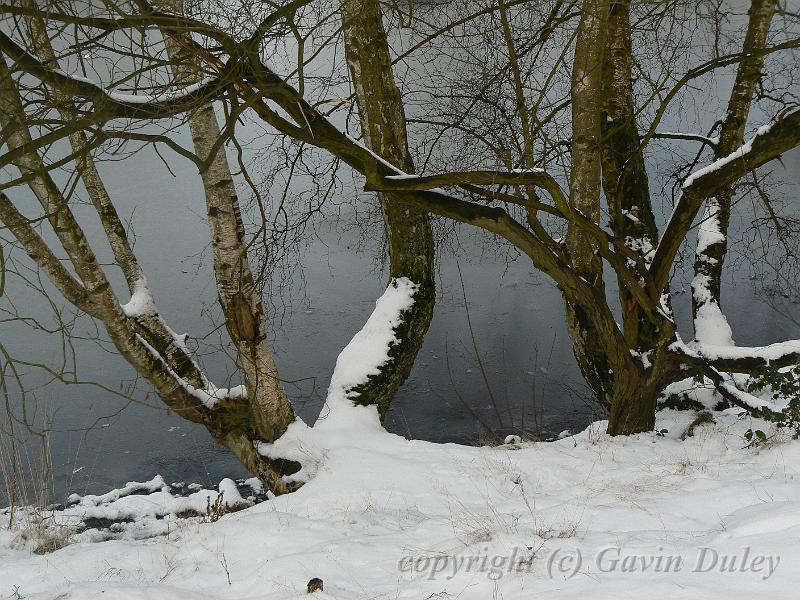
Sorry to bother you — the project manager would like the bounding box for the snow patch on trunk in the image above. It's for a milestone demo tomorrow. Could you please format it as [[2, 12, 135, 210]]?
[[320, 276, 418, 428], [695, 200, 727, 256], [693, 300, 734, 346], [692, 199, 733, 346], [258, 278, 419, 483], [121, 277, 157, 317]]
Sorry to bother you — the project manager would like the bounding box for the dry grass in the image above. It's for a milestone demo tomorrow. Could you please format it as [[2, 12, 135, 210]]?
[[1, 421, 72, 553], [1, 431, 52, 518]]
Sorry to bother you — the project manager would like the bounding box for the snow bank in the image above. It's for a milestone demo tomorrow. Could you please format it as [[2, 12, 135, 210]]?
[[4, 409, 800, 599], [0, 477, 268, 550]]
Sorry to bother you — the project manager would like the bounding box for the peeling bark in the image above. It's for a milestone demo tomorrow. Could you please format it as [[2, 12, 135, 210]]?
[[157, 0, 298, 491]]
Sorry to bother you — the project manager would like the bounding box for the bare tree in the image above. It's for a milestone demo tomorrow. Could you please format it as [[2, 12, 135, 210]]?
[[0, 0, 799, 491], [1, 1, 300, 493]]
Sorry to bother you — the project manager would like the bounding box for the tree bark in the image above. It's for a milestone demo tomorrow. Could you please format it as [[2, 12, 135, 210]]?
[[22, 3, 207, 390], [156, 0, 298, 490], [600, 0, 660, 343], [0, 59, 235, 438], [564, 0, 616, 411], [341, 0, 435, 418], [596, 0, 675, 434]]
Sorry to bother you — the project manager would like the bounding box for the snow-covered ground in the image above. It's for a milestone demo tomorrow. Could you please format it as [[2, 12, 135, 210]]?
[[2, 407, 799, 599]]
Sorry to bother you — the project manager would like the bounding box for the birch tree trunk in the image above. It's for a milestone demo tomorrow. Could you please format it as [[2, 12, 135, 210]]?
[[154, 0, 297, 491], [1, 50, 297, 491], [0, 59, 238, 442], [340, 0, 435, 417], [22, 3, 207, 390], [692, 0, 776, 344]]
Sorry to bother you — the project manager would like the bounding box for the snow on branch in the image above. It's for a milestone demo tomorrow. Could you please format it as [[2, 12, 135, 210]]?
[[121, 277, 157, 317], [650, 110, 800, 292], [669, 338, 784, 414], [133, 331, 246, 409], [0, 29, 223, 119], [682, 123, 774, 189], [367, 168, 569, 213], [105, 80, 216, 105], [672, 324, 800, 371], [119, 278, 245, 409], [690, 340, 800, 373]]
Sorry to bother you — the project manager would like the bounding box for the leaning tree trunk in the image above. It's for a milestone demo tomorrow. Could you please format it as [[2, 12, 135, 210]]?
[[157, 0, 299, 491], [23, 3, 208, 391], [3, 26, 297, 491], [0, 59, 247, 456], [340, 0, 436, 418], [563, 0, 618, 411], [181, 101, 301, 490], [692, 0, 776, 342]]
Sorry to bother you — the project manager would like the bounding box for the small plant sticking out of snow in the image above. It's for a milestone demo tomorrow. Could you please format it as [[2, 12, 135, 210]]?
[[536, 521, 579, 540], [4, 511, 72, 555], [743, 428, 769, 448], [680, 410, 714, 440], [201, 479, 248, 523]]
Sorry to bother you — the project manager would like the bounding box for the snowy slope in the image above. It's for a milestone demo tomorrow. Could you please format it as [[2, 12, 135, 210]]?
[[2, 408, 799, 599]]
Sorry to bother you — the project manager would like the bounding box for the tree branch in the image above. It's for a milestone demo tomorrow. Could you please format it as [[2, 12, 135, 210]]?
[[650, 110, 800, 292]]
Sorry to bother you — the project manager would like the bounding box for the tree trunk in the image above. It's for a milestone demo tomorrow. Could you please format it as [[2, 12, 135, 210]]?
[[23, 3, 208, 390], [564, 0, 615, 410], [157, 1, 298, 490], [600, 0, 660, 345], [341, 0, 436, 418], [606, 368, 654, 435], [596, 0, 676, 435], [692, 0, 776, 342], [1, 53, 298, 491]]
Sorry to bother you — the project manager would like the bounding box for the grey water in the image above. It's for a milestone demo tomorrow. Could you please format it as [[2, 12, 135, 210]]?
[[1, 24, 799, 504], [2, 141, 798, 502]]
